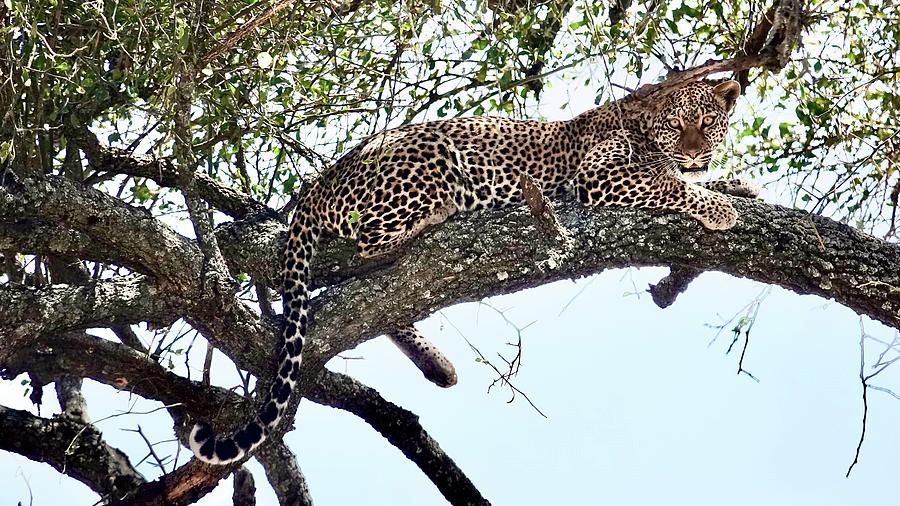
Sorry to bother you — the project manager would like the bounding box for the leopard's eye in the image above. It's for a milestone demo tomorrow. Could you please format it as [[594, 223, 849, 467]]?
[[701, 114, 717, 127], [667, 117, 681, 129]]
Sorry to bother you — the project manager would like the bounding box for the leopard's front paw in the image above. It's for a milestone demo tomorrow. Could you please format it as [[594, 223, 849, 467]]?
[[695, 199, 738, 230]]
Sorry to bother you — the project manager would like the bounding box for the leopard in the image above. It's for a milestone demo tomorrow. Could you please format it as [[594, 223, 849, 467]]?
[[190, 78, 757, 464], [387, 326, 458, 387]]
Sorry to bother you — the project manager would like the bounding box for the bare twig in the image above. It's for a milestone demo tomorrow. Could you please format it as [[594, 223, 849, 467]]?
[[124, 425, 168, 472], [441, 309, 547, 418], [847, 318, 868, 477]]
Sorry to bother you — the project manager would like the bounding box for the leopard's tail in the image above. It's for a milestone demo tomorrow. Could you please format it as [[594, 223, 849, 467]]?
[[190, 205, 319, 464]]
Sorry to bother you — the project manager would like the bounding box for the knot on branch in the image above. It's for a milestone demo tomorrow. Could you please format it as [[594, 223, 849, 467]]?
[[519, 173, 570, 242], [519, 173, 574, 271]]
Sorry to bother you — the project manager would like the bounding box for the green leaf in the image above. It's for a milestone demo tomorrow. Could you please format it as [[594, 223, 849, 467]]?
[[133, 183, 153, 202], [0, 141, 11, 163]]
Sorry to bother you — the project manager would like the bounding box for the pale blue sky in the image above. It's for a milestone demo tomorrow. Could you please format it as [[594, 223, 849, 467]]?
[[2, 60, 899, 505]]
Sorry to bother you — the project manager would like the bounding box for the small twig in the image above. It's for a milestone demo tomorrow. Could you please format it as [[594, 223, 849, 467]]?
[[441, 310, 547, 418], [847, 318, 868, 477], [557, 276, 597, 316], [125, 425, 167, 472], [736, 329, 759, 383]]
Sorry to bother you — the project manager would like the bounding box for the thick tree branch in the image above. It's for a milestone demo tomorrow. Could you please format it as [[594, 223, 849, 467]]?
[[9, 331, 480, 506], [216, 196, 900, 343], [56, 375, 90, 423], [0, 404, 145, 500], [634, 0, 804, 100], [255, 441, 314, 506], [0, 276, 180, 362], [0, 176, 278, 376], [2, 332, 231, 417], [6, 156, 900, 505], [0, 175, 201, 286], [307, 370, 490, 506], [232, 467, 257, 506], [9, 193, 899, 505]]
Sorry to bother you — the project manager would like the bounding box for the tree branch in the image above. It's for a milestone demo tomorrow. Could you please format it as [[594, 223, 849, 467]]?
[[307, 370, 490, 506], [12, 189, 900, 503], [0, 404, 145, 500], [232, 467, 257, 506], [255, 441, 314, 506], [648, 265, 703, 309], [0, 174, 201, 286], [8, 330, 480, 506], [0, 276, 180, 363], [633, 0, 804, 99], [71, 125, 271, 220]]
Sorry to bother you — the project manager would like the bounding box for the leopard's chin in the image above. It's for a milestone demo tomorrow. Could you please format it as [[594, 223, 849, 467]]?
[[678, 165, 709, 182]]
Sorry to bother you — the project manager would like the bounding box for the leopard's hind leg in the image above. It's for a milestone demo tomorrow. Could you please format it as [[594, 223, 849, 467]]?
[[387, 325, 458, 387]]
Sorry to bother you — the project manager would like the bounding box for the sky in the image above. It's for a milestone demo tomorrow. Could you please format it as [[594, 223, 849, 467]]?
[[2, 48, 900, 506]]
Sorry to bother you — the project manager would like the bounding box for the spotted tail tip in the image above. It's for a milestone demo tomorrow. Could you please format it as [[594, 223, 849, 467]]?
[[189, 421, 246, 465]]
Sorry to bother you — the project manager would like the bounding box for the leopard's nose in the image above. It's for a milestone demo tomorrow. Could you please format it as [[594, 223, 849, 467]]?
[[683, 147, 702, 158]]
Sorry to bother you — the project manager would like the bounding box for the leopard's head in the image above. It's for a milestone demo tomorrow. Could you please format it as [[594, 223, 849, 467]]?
[[649, 80, 741, 181]]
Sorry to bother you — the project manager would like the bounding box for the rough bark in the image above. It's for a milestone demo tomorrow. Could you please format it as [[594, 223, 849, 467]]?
[[0, 276, 181, 362], [232, 467, 257, 506], [5, 331, 478, 506], [256, 442, 314, 506], [1, 6, 876, 501], [0, 405, 146, 500]]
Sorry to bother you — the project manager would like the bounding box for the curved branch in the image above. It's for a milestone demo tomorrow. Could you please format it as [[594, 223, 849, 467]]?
[[0, 404, 145, 499], [0, 276, 180, 362], [70, 126, 272, 221], [10, 331, 479, 506], [634, 0, 804, 99], [307, 370, 490, 506], [0, 175, 200, 286]]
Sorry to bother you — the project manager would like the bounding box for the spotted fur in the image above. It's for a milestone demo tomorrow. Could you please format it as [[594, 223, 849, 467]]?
[[190, 79, 744, 464], [387, 326, 458, 387]]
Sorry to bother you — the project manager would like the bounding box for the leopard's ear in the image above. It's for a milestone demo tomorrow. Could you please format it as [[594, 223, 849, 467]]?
[[712, 80, 741, 112]]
